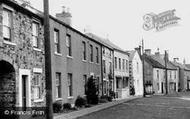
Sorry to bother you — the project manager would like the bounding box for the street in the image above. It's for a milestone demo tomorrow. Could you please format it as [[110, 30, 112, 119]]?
[[77, 93, 190, 119]]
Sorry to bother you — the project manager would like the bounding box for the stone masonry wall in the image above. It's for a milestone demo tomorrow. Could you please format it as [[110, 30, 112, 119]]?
[[0, 3, 45, 107]]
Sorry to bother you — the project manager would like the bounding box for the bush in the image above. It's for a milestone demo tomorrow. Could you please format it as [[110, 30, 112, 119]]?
[[75, 96, 87, 108], [53, 101, 63, 113], [107, 96, 113, 102], [86, 76, 99, 104], [63, 103, 71, 110]]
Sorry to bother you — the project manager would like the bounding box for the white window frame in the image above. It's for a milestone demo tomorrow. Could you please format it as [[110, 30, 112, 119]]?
[[2, 4, 13, 42], [68, 73, 73, 97], [32, 20, 40, 49], [55, 72, 62, 99], [54, 29, 61, 54], [33, 68, 43, 102]]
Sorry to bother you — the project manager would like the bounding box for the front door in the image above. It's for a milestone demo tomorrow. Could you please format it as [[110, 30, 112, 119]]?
[[22, 75, 27, 109], [19, 69, 31, 107], [161, 82, 164, 93]]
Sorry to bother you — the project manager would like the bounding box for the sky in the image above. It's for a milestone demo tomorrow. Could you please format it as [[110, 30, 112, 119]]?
[[27, 0, 190, 63]]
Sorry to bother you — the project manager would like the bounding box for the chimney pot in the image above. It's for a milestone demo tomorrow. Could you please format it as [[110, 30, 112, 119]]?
[[56, 6, 72, 26]]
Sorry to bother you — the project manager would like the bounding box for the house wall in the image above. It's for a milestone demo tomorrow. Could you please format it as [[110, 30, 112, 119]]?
[[102, 46, 114, 96], [167, 69, 178, 93], [153, 68, 165, 94], [0, 3, 45, 107], [184, 70, 190, 90], [114, 50, 129, 98], [50, 18, 102, 104], [131, 52, 143, 96]]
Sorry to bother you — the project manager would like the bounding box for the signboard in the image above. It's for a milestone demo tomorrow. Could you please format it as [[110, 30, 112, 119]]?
[[143, 9, 180, 31]]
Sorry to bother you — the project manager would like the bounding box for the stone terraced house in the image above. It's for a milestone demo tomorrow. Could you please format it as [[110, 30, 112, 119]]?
[[0, 0, 45, 108], [144, 49, 179, 94]]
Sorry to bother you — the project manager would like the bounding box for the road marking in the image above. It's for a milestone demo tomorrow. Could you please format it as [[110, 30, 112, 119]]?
[[123, 103, 190, 110]]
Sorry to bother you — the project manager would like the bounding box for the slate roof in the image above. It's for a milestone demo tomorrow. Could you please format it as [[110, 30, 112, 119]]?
[[86, 33, 127, 54], [144, 54, 178, 70], [86, 33, 114, 49], [144, 55, 165, 69], [171, 62, 190, 71], [150, 55, 177, 70]]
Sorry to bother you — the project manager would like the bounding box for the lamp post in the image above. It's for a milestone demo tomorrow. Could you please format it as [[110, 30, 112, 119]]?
[[44, 0, 53, 119]]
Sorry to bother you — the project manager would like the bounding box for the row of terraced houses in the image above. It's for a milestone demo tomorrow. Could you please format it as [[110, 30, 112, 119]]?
[[0, 0, 190, 109]]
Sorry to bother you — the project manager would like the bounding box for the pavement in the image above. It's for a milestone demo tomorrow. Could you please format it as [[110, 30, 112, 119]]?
[[53, 96, 141, 119]]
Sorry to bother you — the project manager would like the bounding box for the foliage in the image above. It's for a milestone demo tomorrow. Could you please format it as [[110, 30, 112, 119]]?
[[53, 101, 63, 113], [86, 76, 99, 104], [63, 103, 71, 110], [75, 96, 87, 108]]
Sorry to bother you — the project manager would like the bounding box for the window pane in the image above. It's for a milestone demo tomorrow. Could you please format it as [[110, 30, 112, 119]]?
[[32, 23, 38, 36], [33, 36, 38, 47], [3, 10, 10, 27], [3, 26, 10, 39]]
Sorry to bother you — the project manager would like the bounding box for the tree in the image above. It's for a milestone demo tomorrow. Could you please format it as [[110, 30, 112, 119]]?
[[86, 76, 99, 104]]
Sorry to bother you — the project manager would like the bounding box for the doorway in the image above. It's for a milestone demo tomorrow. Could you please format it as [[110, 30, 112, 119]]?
[[0, 60, 16, 107], [19, 69, 31, 108]]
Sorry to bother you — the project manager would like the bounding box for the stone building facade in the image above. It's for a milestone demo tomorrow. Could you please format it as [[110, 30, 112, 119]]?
[[0, 0, 45, 108]]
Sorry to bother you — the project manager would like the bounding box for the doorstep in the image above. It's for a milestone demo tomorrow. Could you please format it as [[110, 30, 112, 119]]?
[[54, 96, 141, 119]]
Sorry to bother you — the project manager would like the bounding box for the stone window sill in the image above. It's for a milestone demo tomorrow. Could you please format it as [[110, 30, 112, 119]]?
[[33, 47, 42, 52], [3, 40, 16, 46], [82, 60, 87, 63], [67, 96, 74, 99], [67, 56, 73, 59], [55, 52, 62, 56], [34, 99, 44, 103], [55, 98, 63, 101]]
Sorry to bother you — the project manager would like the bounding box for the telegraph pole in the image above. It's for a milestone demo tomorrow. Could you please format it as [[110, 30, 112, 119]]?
[[164, 50, 168, 95], [142, 39, 146, 97], [44, 0, 53, 119]]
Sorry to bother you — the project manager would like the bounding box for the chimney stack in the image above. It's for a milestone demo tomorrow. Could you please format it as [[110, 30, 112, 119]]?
[[56, 6, 72, 26], [145, 49, 151, 55]]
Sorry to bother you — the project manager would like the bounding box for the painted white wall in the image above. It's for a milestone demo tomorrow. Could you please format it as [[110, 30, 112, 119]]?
[[114, 50, 129, 98], [114, 51, 129, 77], [131, 52, 143, 96]]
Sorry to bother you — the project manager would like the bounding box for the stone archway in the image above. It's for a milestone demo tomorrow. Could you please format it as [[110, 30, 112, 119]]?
[[0, 60, 16, 107]]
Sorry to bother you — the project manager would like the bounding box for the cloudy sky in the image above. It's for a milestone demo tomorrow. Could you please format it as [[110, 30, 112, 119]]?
[[28, 0, 190, 63]]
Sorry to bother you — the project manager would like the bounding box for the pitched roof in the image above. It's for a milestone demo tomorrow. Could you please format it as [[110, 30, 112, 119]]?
[[127, 50, 136, 61], [171, 62, 190, 71], [86, 33, 128, 54], [150, 55, 177, 70], [144, 55, 165, 68], [86, 33, 114, 49]]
